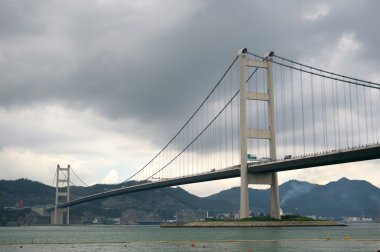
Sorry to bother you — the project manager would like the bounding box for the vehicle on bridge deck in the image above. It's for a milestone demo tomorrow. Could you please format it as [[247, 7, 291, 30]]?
[[259, 157, 272, 163]]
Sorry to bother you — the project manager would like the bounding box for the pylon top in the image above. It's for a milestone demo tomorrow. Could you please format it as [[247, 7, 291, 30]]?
[[237, 48, 247, 55], [264, 51, 274, 58]]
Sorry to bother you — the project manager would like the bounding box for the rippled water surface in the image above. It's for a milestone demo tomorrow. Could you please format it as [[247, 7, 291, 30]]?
[[0, 223, 379, 251]]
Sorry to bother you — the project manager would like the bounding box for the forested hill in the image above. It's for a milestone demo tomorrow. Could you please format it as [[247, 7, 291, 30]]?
[[207, 177, 380, 218], [1, 177, 379, 225]]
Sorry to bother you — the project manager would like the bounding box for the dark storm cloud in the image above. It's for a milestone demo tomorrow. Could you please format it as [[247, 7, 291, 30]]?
[[0, 0, 379, 143], [0, 0, 48, 38], [0, 0, 379, 189]]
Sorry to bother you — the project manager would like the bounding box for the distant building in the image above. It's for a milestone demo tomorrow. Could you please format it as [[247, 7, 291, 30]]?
[[343, 217, 373, 223]]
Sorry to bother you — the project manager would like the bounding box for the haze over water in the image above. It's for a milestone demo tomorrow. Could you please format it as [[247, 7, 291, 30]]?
[[0, 224, 379, 251]]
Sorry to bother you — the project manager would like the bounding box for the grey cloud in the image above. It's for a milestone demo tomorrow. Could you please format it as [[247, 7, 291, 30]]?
[[1, 0, 380, 187], [0, 0, 379, 145], [0, 0, 48, 38]]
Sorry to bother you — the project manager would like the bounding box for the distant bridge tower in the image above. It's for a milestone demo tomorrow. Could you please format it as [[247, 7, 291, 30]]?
[[238, 48, 281, 219], [52, 164, 70, 224]]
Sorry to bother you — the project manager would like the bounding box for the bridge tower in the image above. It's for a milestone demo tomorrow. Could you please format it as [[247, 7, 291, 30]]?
[[52, 164, 70, 224], [238, 48, 281, 219]]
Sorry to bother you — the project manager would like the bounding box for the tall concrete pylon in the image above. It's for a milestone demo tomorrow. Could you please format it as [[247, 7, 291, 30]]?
[[52, 164, 70, 224], [238, 48, 281, 219]]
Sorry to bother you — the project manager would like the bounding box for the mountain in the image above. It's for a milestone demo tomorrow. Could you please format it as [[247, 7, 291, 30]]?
[[206, 177, 380, 218], [283, 178, 380, 218], [1, 177, 379, 225], [0, 178, 55, 208], [0, 179, 234, 225]]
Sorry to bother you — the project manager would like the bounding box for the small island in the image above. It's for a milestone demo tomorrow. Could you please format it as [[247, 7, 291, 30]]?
[[160, 215, 346, 228]]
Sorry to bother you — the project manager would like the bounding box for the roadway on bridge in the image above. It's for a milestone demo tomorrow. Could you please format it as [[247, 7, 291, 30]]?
[[58, 144, 380, 208]]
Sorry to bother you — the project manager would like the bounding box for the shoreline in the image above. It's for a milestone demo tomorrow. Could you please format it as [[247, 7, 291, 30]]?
[[160, 220, 346, 228]]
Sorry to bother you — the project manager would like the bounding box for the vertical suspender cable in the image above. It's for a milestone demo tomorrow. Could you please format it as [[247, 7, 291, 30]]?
[[363, 86, 369, 144], [355, 81, 361, 146], [230, 69, 233, 167], [207, 99, 210, 171], [378, 88, 380, 143], [236, 63, 239, 165], [290, 63, 296, 155], [281, 60, 287, 155], [331, 77, 337, 149], [197, 107, 199, 173], [368, 87, 374, 144], [321, 71, 327, 150], [300, 67, 306, 155], [343, 84, 349, 147], [349, 81, 354, 147], [232, 68, 235, 165], [335, 80, 341, 149], [274, 63, 279, 157], [310, 68, 316, 153], [218, 86, 221, 169], [224, 75, 228, 168]]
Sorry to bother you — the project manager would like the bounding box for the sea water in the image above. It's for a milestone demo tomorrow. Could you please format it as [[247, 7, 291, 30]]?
[[0, 223, 379, 251]]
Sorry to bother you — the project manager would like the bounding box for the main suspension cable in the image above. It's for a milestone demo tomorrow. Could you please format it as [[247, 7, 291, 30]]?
[[273, 54, 380, 87], [147, 64, 261, 180], [147, 89, 241, 180], [247, 52, 380, 89], [123, 55, 239, 183], [71, 167, 89, 187]]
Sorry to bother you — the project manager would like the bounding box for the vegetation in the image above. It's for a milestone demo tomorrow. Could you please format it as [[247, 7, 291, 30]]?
[[1, 177, 379, 225], [205, 214, 315, 222], [281, 214, 314, 221], [241, 216, 280, 222]]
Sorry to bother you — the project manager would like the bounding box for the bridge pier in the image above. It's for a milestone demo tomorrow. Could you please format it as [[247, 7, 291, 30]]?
[[51, 164, 70, 225], [238, 48, 281, 219], [242, 172, 281, 219], [270, 172, 281, 219], [51, 208, 69, 225]]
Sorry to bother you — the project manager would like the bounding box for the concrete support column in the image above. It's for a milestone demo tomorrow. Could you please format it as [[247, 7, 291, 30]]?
[[238, 48, 249, 219], [67, 165, 70, 224], [54, 165, 59, 225], [51, 208, 66, 225], [52, 164, 70, 224], [266, 53, 281, 219], [271, 172, 281, 218], [238, 49, 281, 219]]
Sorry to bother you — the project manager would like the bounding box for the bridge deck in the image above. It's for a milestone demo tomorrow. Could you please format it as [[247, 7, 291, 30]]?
[[249, 144, 380, 173], [58, 144, 380, 208]]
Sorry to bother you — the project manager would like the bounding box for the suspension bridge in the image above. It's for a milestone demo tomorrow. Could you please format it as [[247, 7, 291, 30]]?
[[52, 48, 380, 224]]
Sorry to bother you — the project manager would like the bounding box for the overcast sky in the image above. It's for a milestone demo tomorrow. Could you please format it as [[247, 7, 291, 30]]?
[[0, 0, 379, 196]]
